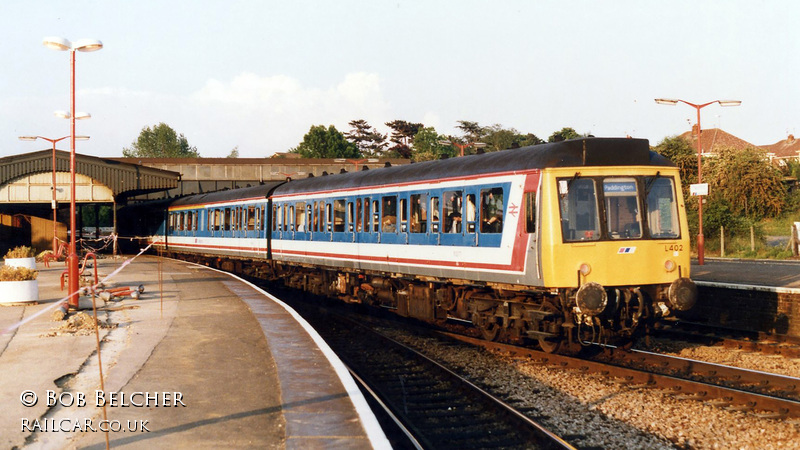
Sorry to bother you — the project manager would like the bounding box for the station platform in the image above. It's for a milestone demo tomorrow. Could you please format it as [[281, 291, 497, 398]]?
[[691, 258, 800, 291], [0, 255, 389, 449]]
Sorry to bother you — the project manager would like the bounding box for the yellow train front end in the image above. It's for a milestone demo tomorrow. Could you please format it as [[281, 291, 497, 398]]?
[[538, 165, 697, 341]]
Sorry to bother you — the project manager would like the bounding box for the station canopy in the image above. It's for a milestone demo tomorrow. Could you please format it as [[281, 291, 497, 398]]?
[[0, 149, 181, 204]]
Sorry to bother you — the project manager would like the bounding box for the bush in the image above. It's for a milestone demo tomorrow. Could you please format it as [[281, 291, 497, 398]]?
[[0, 266, 37, 281], [4, 246, 35, 259]]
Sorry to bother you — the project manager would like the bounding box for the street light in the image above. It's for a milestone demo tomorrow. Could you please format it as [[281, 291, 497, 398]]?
[[438, 140, 487, 157], [18, 135, 89, 253], [655, 98, 741, 265], [44, 36, 103, 308], [334, 158, 380, 171]]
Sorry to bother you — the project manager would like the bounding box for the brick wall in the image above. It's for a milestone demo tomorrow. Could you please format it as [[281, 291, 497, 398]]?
[[679, 285, 800, 337]]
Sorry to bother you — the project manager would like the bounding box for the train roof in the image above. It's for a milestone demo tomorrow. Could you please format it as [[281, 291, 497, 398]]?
[[275, 137, 673, 195], [168, 181, 285, 207]]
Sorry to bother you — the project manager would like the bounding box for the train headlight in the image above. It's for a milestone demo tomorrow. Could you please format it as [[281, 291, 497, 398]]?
[[579, 263, 591, 276], [575, 282, 607, 316], [664, 259, 676, 272], [668, 277, 698, 312]]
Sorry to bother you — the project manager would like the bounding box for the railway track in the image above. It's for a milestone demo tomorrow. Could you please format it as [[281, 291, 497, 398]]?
[[652, 320, 800, 359], [285, 297, 575, 450], [437, 331, 800, 420]]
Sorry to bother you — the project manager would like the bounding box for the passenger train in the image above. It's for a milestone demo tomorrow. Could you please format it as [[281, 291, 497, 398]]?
[[129, 137, 698, 352]]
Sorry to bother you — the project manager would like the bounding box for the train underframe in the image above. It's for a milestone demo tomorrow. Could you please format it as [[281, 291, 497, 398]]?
[[171, 252, 682, 353]]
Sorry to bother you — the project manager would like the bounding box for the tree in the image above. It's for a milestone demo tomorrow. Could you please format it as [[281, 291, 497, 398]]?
[[345, 120, 388, 157], [653, 136, 698, 185], [123, 123, 199, 158], [290, 125, 360, 159], [705, 146, 786, 220], [548, 127, 582, 142], [227, 146, 240, 158], [411, 127, 455, 162], [385, 120, 424, 158], [456, 120, 485, 143]]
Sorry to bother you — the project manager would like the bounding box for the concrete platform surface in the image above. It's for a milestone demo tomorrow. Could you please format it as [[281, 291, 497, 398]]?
[[691, 258, 800, 290], [0, 255, 388, 449]]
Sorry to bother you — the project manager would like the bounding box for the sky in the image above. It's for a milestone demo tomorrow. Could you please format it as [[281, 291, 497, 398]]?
[[1, 0, 798, 159]]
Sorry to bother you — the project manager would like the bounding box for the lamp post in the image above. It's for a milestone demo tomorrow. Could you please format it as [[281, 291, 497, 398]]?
[[438, 140, 487, 157], [655, 98, 741, 265], [335, 158, 380, 171], [43, 36, 103, 308], [18, 135, 89, 253]]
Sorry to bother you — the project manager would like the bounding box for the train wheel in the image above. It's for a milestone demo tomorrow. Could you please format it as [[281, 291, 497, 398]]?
[[472, 312, 500, 341], [537, 301, 562, 353]]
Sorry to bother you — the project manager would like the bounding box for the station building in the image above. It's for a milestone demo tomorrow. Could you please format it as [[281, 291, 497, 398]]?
[[0, 150, 405, 255]]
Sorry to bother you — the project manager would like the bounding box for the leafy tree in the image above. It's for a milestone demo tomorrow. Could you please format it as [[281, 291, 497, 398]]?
[[411, 127, 455, 162], [480, 125, 543, 151], [290, 125, 360, 159], [455, 120, 485, 143], [653, 136, 698, 185], [547, 127, 582, 142], [385, 120, 423, 158], [345, 120, 388, 157], [227, 146, 240, 158], [123, 123, 199, 158], [705, 146, 786, 220]]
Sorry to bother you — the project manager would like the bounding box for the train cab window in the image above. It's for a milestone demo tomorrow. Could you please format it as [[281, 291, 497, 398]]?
[[558, 178, 600, 241], [333, 200, 345, 232], [480, 189, 503, 233], [372, 200, 380, 232], [381, 196, 397, 232], [604, 178, 641, 239], [430, 197, 440, 233], [525, 192, 536, 233], [444, 191, 462, 233], [410, 194, 428, 233], [645, 177, 680, 239]]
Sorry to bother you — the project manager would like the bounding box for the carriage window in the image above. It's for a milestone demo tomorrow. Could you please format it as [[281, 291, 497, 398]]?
[[248, 206, 256, 230], [381, 196, 397, 232], [363, 197, 371, 233], [214, 210, 222, 231], [399, 198, 407, 232], [272, 205, 277, 231], [410, 194, 427, 233], [168, 213, 175, 232], [645, 177, 680, 239], [326, 203, 333, 232], [317, 201, 325, 232], [224, 208, 231, 231], [356, 199, 363, 232], [187, 211, 194, 231], [444, 191, 462, 233], [480, 188, 503, 233], [312, 202, 319, 232], [430, 197, 440, 233], [466, 194, 477, 233], [333, 200, 345, 232], [525, 192, 536, 233], [372, 200, 380, 232], [295, 202, 306, 232], [558, 178, 600, 241], [604, 178, 641, 239]]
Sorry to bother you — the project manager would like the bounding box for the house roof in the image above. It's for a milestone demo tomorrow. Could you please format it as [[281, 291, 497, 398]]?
[[678, 127, 758, 153], [762, 135, 800, 158]]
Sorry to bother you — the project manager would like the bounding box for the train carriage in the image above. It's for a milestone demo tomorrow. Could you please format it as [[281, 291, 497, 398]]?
[[149, 137, 697, 352]]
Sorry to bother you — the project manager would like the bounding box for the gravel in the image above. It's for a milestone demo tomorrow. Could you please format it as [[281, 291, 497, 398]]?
[[380, 327, 800, 450]]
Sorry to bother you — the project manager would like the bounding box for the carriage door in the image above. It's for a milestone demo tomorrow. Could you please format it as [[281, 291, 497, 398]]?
[[294, 202, 309, 241], [355, 197, 375, 244]]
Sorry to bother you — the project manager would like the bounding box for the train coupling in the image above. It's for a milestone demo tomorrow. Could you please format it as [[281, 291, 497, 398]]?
[[667, 277, 697, 312]]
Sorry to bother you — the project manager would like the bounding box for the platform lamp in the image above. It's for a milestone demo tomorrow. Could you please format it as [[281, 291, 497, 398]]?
[[43, 36, 103, 308], [654, 98, 741, 265], [437, 140, 487, 157], [18, 134, 89, 254]]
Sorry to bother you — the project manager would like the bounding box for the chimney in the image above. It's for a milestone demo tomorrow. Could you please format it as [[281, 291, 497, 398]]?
[[788, 134, 795, 144]]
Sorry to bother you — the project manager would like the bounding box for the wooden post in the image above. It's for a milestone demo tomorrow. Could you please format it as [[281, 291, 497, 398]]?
[[750, 226, 755, 252], [720, 226, 725, 258], [793, 222, 799, 257]]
